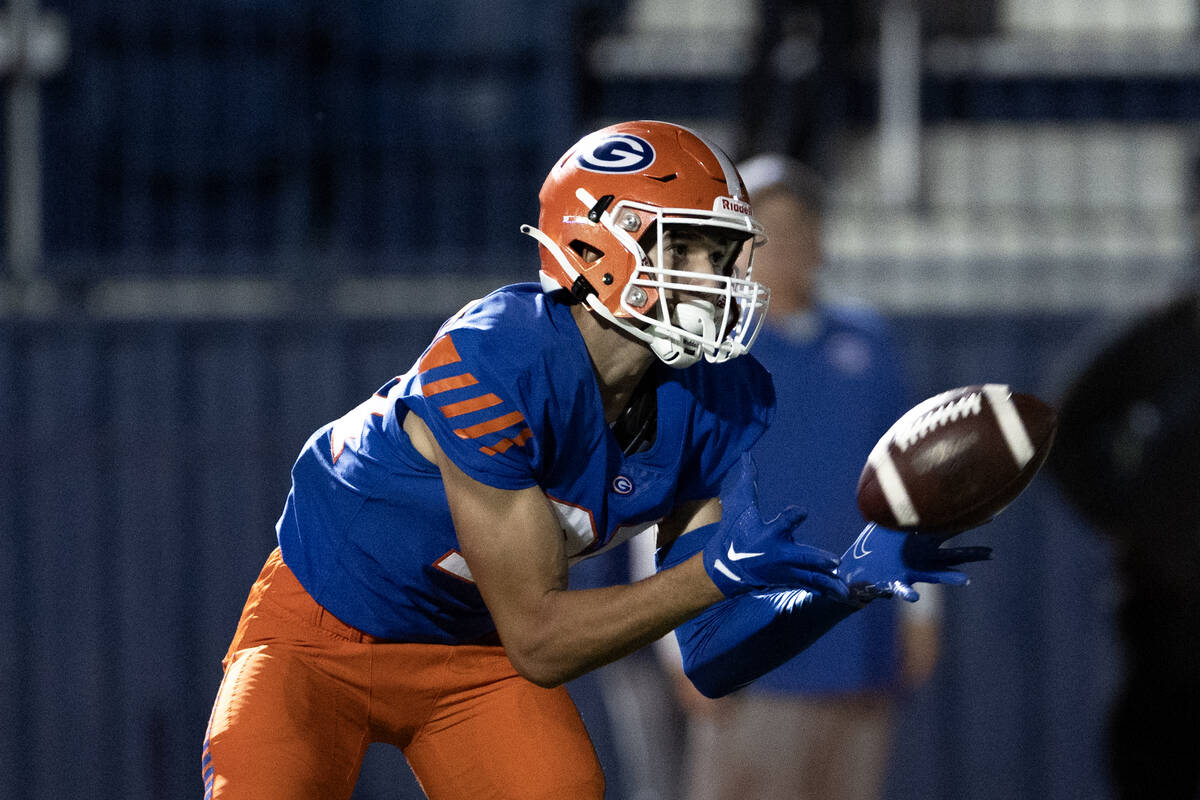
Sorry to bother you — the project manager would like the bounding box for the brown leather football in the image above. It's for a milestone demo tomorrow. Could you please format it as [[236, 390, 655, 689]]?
[[856, 384, 1057, 535]]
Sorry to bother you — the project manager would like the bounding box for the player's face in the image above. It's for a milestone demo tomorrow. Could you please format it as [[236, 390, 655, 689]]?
[[649, 228, 743, 283], [644, 227, 746, 335]]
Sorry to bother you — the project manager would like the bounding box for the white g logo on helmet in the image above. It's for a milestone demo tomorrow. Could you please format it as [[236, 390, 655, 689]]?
[[576, 134, 656, 173]]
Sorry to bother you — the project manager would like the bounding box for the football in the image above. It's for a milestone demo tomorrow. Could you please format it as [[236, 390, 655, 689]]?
[[856, 384, 1057, 535]]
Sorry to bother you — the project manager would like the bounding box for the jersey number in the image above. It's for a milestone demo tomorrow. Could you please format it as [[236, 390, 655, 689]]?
[[434, 499, 659, 584], [547, 496, 660, 564]]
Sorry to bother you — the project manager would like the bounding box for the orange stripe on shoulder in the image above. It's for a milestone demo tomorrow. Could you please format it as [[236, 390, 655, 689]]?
[[422, 373, 479, 396], [479, 427, 534, 456], [419, 335, 462, 372], [439, 393, 503, 418], [454, 410, 526, 440]]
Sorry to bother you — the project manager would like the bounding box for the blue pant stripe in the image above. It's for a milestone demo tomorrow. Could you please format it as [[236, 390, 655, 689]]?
[[203, 735, 215, 798]]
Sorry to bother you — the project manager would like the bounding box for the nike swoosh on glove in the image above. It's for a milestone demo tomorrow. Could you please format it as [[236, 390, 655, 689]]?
[[839, 523, 993, 604], [703, 454, 849, 602]]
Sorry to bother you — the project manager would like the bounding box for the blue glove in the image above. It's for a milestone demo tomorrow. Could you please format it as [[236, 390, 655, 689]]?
[[839, 523, 993, 604], [702, 454, 849, 602]]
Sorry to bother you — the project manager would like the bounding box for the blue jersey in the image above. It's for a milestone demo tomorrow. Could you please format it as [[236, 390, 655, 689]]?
[[745, 304, 911, 695], [276, 283, 773, 644]]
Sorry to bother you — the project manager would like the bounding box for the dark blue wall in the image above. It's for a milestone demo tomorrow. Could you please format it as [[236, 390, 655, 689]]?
[[0, 310, 1121, 799], [37, 0, 582, 278], [0, 316, 446, 799]]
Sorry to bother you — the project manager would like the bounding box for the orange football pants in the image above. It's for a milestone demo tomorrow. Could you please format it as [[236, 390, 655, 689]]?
[[202, 548, 605, 799]]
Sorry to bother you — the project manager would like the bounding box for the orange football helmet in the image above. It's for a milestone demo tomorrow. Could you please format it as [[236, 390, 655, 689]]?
[[521, 120, 769, 368]]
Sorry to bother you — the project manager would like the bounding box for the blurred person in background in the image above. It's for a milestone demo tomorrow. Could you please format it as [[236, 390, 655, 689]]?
[[1050, 289, 1200, 800], [667, 154, 941, 800], [1050, 154, 1200, 800], [1050, 287, 1199, 798]]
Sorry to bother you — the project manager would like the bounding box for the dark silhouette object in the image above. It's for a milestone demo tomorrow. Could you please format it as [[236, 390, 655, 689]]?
[[1050, 291, 1200, 800]]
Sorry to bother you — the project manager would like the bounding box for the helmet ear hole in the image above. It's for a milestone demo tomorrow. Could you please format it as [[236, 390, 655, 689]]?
[[569, 240, 605, 263]]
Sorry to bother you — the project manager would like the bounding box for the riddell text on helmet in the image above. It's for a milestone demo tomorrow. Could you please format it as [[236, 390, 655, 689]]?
[[715, 197, 752, 215]]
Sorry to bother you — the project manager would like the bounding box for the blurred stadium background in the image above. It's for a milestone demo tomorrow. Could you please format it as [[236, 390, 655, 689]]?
[[1, 0, 1196, 797]]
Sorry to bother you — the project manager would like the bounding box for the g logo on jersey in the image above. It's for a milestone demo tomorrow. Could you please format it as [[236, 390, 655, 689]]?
[[577, 134, 655, 173]]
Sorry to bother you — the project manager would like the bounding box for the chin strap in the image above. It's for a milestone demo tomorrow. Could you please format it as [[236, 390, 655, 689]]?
[[523, 223, 621, 320]]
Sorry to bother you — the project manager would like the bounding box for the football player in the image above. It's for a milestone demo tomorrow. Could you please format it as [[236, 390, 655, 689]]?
[[203, 120, 988, 800]]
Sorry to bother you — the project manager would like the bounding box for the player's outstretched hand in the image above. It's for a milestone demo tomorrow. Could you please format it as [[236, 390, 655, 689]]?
[[839, 523, 993, 604], [703, 455, 849, 602]]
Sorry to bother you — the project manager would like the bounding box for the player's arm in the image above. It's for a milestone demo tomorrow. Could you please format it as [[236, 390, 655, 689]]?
[[654, 506, 857, 695], [648, 453, 852, 697], [408, 410, 727, 687], [655, 455, 991, 698]]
